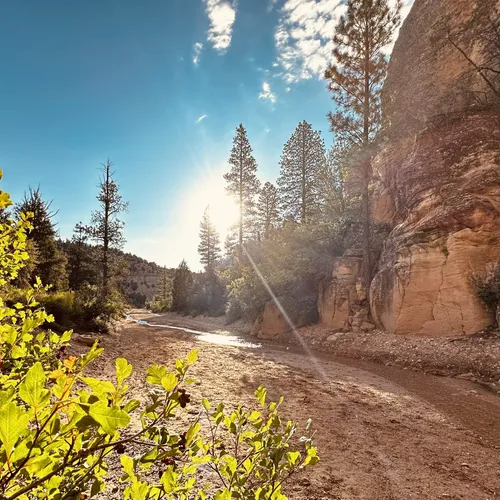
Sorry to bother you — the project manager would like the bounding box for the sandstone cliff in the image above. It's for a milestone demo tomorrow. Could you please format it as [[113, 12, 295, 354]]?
[[369, 0, 500, 335]]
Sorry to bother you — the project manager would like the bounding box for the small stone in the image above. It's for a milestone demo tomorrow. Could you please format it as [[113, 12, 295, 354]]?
[[326, 332, 346, 342], [361, 322, 376, 332]]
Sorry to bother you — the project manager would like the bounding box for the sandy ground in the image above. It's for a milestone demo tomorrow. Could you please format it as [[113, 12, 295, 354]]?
[[77, 312, 500, 500], [144, 312, 500, 387]]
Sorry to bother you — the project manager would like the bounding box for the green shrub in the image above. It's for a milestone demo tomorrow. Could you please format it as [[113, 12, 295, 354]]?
[[188, 271, 227, 317], [4, 288, 75, 332], [146, 296, 172, 314], [472, 263, 500, 312], [4, 284, 125, 333]]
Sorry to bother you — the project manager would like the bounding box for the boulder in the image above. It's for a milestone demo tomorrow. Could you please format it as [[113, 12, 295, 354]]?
[[369, 0, 500, 336], [258, 296, 296, 340]]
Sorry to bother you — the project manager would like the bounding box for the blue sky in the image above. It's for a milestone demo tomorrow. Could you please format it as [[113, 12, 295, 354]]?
[[0, 0, 412, 270]]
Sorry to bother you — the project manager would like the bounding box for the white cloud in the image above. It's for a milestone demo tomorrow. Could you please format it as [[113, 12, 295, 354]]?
[[193, 42, 203, 65], [259, 82, 277, 103], [196, 114, 208, 123], [274, 0, 414, 84], [268, 0, 280, 11], [285, 86, 291, 92], [265, 127, 271, 133], [205, 0, 237, 52]]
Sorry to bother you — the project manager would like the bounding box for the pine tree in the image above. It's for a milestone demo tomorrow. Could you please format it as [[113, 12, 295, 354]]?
[[256, 182, 280, 239], [318, 143, 350, 218], [324, 0, 401, 287], [198, 206, 221, 270], [277, 121, 326, 224], [158, 266, 172, 302], [66, 223, 99, 290], [86, 159, 128, 296], [224, 124, 260, 251], [14, 187, 68, 290], [224, 225, 239, 259], [172, 259, 193, 312]]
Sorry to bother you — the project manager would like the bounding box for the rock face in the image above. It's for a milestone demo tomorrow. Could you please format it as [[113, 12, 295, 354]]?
[[318, 257, 372, 331], [258, 297, 295, 340], [370, 0, 500, 335]]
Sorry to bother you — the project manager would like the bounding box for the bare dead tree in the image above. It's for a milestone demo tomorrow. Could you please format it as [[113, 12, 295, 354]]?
[[447, 13, 500, 104]]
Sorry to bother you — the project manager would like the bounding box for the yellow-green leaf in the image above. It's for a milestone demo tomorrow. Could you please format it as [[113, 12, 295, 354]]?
[[19, 362, 50, 410], [0, 401, 31, 461], [160, 372, 178, 392], [116, 358, 133, 386], [89, 402, 130, 435]]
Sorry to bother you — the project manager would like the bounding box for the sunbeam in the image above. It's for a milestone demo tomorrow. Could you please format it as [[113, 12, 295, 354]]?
[[242, 245, 329, 382]]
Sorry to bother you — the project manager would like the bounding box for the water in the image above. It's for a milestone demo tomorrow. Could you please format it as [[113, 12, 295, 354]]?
[[127, 314, 262, 349]]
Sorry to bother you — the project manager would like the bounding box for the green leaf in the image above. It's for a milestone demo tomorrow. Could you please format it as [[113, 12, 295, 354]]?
[[187, 350, 199, 365], [286, 450, 301, 467], [185, 422, 200, 447], [116, 358, 133, 386], [122, 399, 141, 413], [215, 489, 231, 500], [255, 386, 267, 408], [146, 364, 167, 385], [19, 362, 50, 410], [82, 377, 116, 395], [160, 372, 178, 392], [120, 455, 135, 479], [60, 330, 73, 343], [202, 398, 211, 411], [89, 401, 130, 435], [11, 344, 25, 359], [0, 401, 30, 461], [160, 467, 177, 492], [224, 455, 237, 475]]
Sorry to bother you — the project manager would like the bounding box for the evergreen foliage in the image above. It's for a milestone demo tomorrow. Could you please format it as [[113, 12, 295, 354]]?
[[277, 121, 326, 224], [14, 187, 68, 290], [65, 223, 99, 291], [198, 206, 221, 270], [85, 159, 128, 295], [256, 182, 280, 240], [224, 124, 260, 250], [172, 259, 193, 312], [324, 0, 401, 286]]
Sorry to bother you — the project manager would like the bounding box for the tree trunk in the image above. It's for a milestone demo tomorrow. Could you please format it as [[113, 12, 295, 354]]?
[[301, 125, 307, 224], [103, 162, 110, 297], [362, 32, 372, 290], [239, 142, 243, 259]]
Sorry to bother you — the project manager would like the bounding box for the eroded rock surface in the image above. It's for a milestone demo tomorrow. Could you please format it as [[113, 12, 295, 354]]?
[[318, 257, 370, 331], [370, 0, 500, 335]]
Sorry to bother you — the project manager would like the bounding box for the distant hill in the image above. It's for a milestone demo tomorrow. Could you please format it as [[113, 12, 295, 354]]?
[[114, 250, 175, 307], [58, 240, 175, 307]]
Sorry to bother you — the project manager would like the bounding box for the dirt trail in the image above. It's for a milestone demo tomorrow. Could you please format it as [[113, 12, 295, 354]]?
[[89, 312, 500, 499]]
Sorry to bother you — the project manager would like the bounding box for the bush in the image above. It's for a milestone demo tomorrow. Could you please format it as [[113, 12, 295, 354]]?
[[4, 288, 75, 332], [225, 296, 243, 324], [224, 220, 345, 322], [188, 271, 227, 317], [73, 283, 126, 332], [146, 296, 171, 313], [4, 284, 125, 333], [472, 263, 500, 312]]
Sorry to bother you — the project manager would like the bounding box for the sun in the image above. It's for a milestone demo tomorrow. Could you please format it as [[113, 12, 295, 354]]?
[[183, 173, 239, 239]]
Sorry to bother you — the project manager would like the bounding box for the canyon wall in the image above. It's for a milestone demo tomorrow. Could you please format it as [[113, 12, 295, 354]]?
[[369, 0, 500, 335]]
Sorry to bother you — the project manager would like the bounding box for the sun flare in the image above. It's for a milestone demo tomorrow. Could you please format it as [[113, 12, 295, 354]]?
[[183, 173, 239, 240]]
